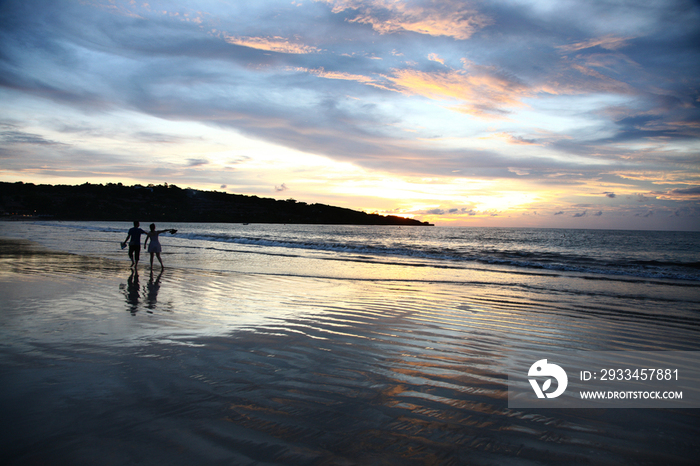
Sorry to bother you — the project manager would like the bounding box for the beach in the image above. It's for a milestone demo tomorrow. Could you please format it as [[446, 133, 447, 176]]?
[[1, 222, 700, 465]]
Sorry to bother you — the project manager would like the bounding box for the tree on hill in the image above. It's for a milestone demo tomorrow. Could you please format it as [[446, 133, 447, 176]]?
[[0, 182, 433, 226]]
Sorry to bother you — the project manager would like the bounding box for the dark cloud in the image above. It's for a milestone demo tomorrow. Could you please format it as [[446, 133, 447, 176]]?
[[0, 129, 64, 146], [427, 208, 445, 215], [668, 187, 700, 196]]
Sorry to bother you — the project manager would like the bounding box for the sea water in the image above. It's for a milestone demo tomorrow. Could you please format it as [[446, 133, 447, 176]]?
[[7, 221, 700, 279], [3, 220, 699, 342]]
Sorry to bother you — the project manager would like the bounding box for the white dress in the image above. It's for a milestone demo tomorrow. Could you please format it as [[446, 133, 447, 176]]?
[[147, 233, 162, 253]]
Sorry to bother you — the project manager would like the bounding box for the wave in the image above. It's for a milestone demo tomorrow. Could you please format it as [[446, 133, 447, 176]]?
[[31, 222, 700, 282], [37, 221, 128, 234], [178, 232, 700, 282]]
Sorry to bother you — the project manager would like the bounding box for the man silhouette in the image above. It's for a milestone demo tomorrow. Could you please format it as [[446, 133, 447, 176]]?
[[123, 221, 147, 268]]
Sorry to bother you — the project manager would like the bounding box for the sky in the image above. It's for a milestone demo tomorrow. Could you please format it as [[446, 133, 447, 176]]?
[[1, 0, 699, 230]]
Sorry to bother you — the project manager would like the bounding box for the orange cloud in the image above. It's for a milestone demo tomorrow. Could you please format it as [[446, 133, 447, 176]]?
[[557, 35, 633, 52], [486, 132, 540, 145], [569, 64, 633, 94], [289, 67, 394, 92], [383, 68, 529, 118], [655, 187, 700, 201], [305, 68, 377, 84], [428, 53, 445, 65], [607, 171, 700, 185], [319, 0, 492, 40], [224, 35, 321, 54]]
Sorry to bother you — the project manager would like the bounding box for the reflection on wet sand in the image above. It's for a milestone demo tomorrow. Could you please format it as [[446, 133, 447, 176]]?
[[122, 270, 140, 314], [120, 269, 164, 315], [146, 269, 163, 310]]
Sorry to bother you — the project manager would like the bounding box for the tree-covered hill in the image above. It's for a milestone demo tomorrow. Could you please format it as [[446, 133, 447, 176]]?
[[0, 182, 432, 226]]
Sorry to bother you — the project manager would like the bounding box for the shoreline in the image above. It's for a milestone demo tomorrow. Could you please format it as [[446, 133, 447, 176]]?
[[6, 216, 700, 233]]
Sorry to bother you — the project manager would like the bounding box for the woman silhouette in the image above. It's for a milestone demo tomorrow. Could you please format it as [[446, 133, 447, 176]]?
[[144, 224, 176, 268]]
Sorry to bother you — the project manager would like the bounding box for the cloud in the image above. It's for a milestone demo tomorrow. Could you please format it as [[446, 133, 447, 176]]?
[[604, 192, 616, 198], [275, 183, 289, 192], [668, 186, 700, 196], [573, 211, 587, 217], [383, 67, 529, 118], [321, 0, 493, 40], [133, 132, 193, 144], [593, 211, 603, 216], [187, 158, 209, 167], [428, 53, 445, 65], [508, 167, 530, 176], [656, 186, 700, 201], [223, 35, 321, 54], [228, 156, 251, 165], [557, 35, 633, 53], [554, 211, 564, 215], [489, 133, 539, 145], [0, 127, 65, 146], [292, 67, 383, 87]]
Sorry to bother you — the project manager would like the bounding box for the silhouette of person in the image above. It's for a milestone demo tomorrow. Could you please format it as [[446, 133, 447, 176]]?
[[121, 268, 140, 315], [123, 221, 146, 267], [145, 269, 163, 310], [144, 223, 176, 268]]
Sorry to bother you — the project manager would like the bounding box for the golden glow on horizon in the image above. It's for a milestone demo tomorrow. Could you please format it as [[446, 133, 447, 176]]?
[[0, 101, 658, 228]]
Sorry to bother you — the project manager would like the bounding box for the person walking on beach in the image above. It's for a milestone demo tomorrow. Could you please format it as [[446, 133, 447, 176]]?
[[144, 223, 177, 269], [122, 221, 147, 268]]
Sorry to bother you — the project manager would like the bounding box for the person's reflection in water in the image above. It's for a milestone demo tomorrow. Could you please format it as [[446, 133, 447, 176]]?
[[145, 269, 163, 311], [121, 269, 141, 315]]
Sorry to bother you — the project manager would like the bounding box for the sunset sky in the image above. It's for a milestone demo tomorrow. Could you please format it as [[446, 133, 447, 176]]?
[[1, 0, 699, 229]]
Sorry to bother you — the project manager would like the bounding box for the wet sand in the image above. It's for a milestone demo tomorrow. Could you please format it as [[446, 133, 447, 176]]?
[[1, 238, 699, 465]]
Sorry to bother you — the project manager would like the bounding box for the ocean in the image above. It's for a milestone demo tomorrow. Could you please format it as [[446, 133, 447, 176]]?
[[1, 221, 699, 464], [16, 221, 700, 279]]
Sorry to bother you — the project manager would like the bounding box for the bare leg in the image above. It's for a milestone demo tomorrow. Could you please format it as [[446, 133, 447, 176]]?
[[150, 252, 154, 268], [156, 252, 164, 268], [129, 244, 139, 267]]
